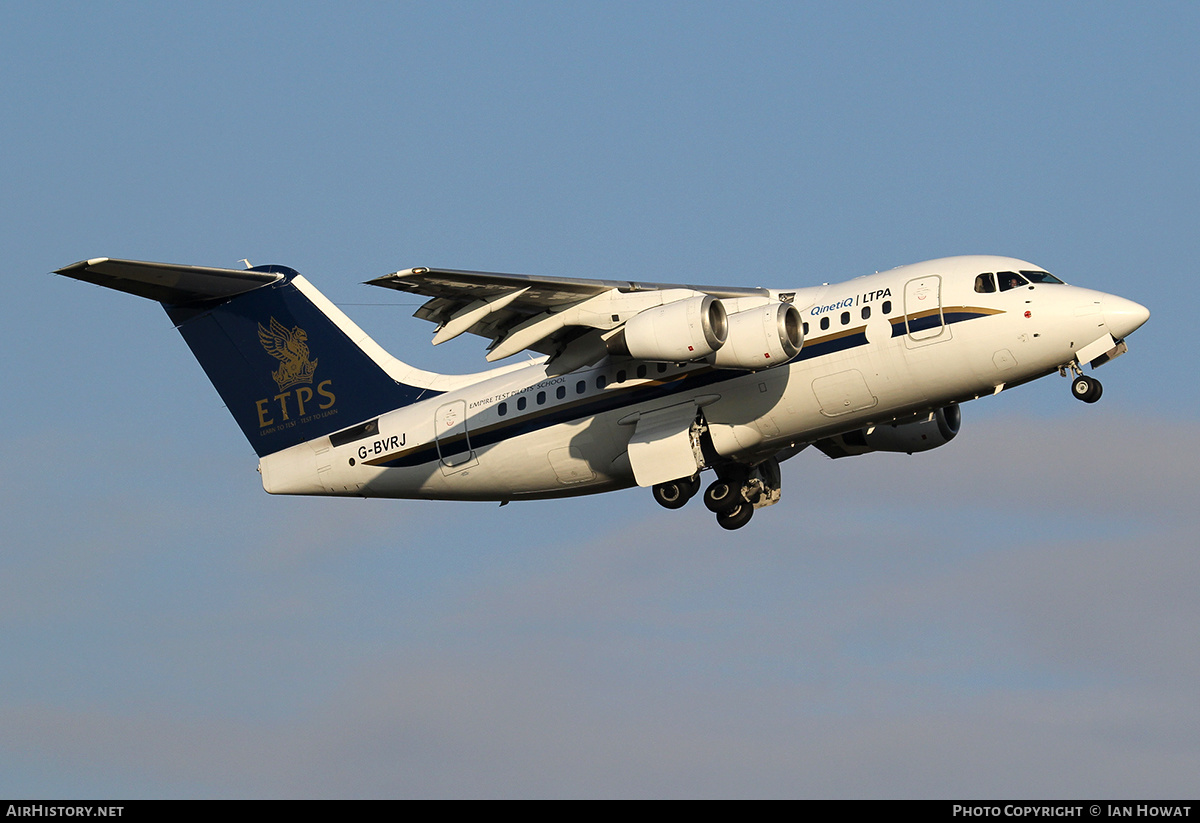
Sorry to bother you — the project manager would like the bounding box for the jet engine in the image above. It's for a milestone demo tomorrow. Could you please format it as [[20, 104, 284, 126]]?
[[709, 302, 804, 370], [609, 295, 728, 361], [816, 404, 961, 458]]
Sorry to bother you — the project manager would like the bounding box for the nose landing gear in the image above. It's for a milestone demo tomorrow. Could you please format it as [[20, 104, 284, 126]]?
[[1061, 361, 1103, 404], [1071, 374, 1103, 403]]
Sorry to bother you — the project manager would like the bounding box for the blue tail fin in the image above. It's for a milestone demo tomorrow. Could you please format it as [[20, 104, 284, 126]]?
[[58, 258, 429, 456]]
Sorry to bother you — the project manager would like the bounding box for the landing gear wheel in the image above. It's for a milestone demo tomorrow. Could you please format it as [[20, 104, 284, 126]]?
[[1071, 375, 1103, 404], [652, 480, 690, 510], [716, 503, 754, 530], [704, 479, 741, 514]]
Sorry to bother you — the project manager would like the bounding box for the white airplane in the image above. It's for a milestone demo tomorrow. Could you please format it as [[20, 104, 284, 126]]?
[[57, 255, 1149, 529]]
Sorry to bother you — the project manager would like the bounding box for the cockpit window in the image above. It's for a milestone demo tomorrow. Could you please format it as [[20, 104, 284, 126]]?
[[997, 271, 1029, 291], [1020, 270, 1065, 285], [974, 273, 996, 293]]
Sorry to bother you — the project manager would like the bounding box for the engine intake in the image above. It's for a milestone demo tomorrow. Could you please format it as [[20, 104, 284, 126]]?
[[709, 302, 804, 370]]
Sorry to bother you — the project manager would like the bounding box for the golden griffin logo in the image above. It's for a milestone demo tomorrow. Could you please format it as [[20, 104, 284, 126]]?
[[258, 317, 318, 391]]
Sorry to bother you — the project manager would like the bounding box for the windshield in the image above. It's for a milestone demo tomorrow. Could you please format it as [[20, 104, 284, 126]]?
[[1020, 270, 1065, 284]]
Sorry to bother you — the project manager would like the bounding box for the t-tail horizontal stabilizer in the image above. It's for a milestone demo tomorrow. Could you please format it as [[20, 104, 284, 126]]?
[[55, 257, 284, 304]]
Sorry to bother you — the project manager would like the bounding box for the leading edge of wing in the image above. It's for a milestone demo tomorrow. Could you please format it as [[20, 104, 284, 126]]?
[[366, 266, 768, 303]]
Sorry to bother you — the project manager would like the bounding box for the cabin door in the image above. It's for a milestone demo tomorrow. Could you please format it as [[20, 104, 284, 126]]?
[[434, 400, 478, 474], [904, 275, 949, 346]]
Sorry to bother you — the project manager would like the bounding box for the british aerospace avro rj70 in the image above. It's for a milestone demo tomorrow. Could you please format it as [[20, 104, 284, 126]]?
[[58, 255, 1149, 529]]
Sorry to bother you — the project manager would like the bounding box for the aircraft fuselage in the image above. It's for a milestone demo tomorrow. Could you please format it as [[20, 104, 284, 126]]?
[[256, 255, 1148, 505]]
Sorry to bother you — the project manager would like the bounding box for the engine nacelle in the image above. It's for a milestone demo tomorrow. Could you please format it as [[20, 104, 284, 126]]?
[[817, 404, 961, 458], [709, 302, 804, 370], [610, 295, 728, 361]]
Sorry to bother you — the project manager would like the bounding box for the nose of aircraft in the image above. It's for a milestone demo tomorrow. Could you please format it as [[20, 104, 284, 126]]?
[[1103, 295, 1150, 339]]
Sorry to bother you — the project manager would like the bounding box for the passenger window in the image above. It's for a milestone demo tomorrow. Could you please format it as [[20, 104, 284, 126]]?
[[840, 311, 850, 325], [616, 369, 626, 383], [861, 306, 870, 320], [556, 385, 566, 400], [820, 317, 830, 331], [802, 322, 809, 335], [498, 402, 507, 416], [636, 365, 647, 379], [536, 391, 546, 405], [517, 396, 527, 411], [576, 380, 585, 394], [657, 363, 667, 374], [975, 273, 996, 293], [882, 300, 891, 313], [596, 375, 606, 389], [998, 271, 1029, 291]]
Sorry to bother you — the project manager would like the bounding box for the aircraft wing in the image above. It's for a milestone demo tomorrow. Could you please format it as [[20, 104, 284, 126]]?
[[367, 266, 768, 364]]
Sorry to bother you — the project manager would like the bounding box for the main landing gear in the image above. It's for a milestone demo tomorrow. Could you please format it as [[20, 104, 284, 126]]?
[[652, 458, 782, 531], [1061, 361, 1103, 404], [704, 479, 756, 531], [651, 474, 701, 509]]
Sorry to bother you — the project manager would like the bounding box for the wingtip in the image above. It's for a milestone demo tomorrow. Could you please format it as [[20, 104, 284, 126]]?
[[54, 258, 95, 275], [366, 269, 430, 288]]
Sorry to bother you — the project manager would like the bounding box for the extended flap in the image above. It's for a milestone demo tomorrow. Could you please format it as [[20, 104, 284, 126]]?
[[625, 403, 701, 487]]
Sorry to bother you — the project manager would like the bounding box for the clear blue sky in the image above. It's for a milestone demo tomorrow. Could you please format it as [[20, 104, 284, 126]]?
[[2, 2, 1196, 797]]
